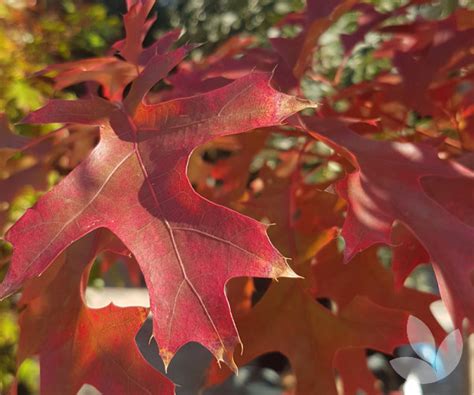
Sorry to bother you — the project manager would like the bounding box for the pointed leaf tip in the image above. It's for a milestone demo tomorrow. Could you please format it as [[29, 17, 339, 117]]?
[[296, 97, 319, 109], [217, 345, 238, 374], [279, 95, 319, 119], [159, 348, 174, 373], [270, 259, 302, 279]]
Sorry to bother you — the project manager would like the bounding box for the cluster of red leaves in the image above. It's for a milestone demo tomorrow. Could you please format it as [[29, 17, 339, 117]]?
[[1, 0, 473, 393]]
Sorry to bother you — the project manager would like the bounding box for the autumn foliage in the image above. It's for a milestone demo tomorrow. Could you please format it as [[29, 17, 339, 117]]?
[[1, 0, 473, 393]]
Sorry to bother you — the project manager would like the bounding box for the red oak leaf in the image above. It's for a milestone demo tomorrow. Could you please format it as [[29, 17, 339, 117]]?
[[388, 17, 474, 115], [37, 2, 180, 101], [18, 230, 174, 394], [312, 241, 445, 342], [0, 66, 314, 370], [205, 273, 408, 395], [113, 0, 157, 65], [206, 218, 442, 395], [113, 0, 183, 68], [301, 117, 474, 328]]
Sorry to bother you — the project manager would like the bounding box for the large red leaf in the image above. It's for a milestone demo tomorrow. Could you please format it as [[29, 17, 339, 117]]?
[[206, 272, 408, 395], [301, 117, 474, 328], [312, 241, 445, 342], [18, 231, 174, 394], [0, 68, 313, 369]]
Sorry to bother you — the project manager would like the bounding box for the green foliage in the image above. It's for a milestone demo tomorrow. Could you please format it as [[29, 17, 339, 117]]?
[[163, 0, 305, 44], [0, 2, 120, 123], [0, 301, 19, 393], [100, 0, 305, 54], [0, 299, 39, 394]]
